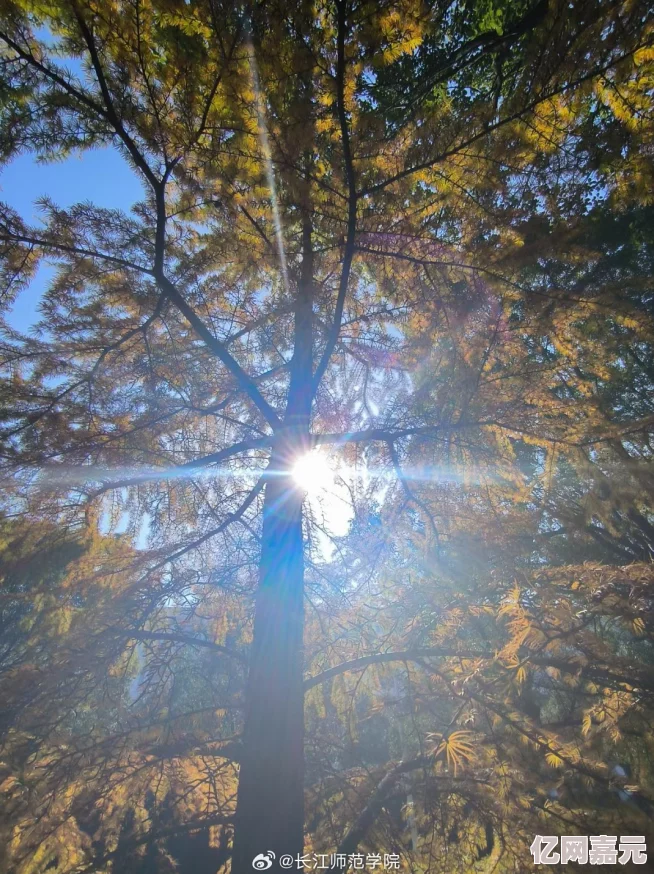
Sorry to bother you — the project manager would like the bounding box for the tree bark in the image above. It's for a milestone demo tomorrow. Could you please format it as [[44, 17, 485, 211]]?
[[232, 217, 314, 872], [231, 464, 306, 871]]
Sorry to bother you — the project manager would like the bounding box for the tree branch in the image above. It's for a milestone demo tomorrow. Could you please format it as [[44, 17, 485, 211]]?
[[153, 242, 281, 430], [388, 440, 440, 547], [312, 425, 443, 447], [130, 630, 248, 664], [304, 648, 484, 691], [177, 436, 273, 472], [337, 756, 430, 855], [84, 437, 271, 495], [0, 231, 154, 276], [303, 646, 652, 694], [360, 44, 652, 197], [69, 1, 161, 189]]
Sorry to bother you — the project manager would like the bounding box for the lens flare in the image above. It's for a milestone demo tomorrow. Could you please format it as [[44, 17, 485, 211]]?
[[292, 451, 335, 496]]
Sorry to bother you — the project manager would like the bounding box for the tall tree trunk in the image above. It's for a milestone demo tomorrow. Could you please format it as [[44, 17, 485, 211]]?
[[231, 462, 306, 871], [232, 217, 314, 871]]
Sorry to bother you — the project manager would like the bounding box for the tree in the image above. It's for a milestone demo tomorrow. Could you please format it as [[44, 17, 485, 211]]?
[[0, 0, 653, 870]]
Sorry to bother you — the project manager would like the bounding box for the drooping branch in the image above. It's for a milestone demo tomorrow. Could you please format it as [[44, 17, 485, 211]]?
[[143, 476, 265, 572], [336, 756, 430, 855], [129, 630, 248, 664], [355, 244, 624, 311], [0, 231, 155, 276], [84, 437, 271, 495], [312, 425, 443, 447], [384, 0, 549, 118], [360, 43, 652, 197], [100, 476, 265, 610], [303, 648, 483, 691], [388, 440, 440, 547], [303, 647, 653, 694], [153, 242, 281, 432], [0, 28, 105, 118], [79, 812, 235, 874], [0, 247, 283, 433], [177, 437, 273, 473], [3, 293, 165, 438]]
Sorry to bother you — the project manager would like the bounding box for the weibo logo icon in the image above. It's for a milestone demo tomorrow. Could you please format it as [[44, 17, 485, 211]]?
[[252, 851, 275, 870]]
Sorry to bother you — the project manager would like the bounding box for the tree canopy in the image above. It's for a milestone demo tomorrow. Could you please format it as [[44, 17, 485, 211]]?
[[0, 0, 653, 871]]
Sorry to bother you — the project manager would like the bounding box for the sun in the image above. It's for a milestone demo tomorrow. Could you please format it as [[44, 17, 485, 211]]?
[[292, 450, 335, 496], [291, 450, 355, 549]]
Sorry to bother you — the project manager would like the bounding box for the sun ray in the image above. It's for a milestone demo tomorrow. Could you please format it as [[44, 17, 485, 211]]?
[[245, 36, 289, 294]]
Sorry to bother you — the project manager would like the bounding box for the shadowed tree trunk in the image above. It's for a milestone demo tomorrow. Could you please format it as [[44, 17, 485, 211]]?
[[232, 464, 306, 870], [232, 218, 314, 871]]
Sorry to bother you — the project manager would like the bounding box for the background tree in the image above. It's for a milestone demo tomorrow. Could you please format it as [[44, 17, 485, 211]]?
[[0, 0, 653, 870]]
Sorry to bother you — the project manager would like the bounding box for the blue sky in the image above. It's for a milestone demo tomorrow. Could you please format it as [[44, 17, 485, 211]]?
[[0, 146, 149, 544], [1, 146, 144, 331]]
